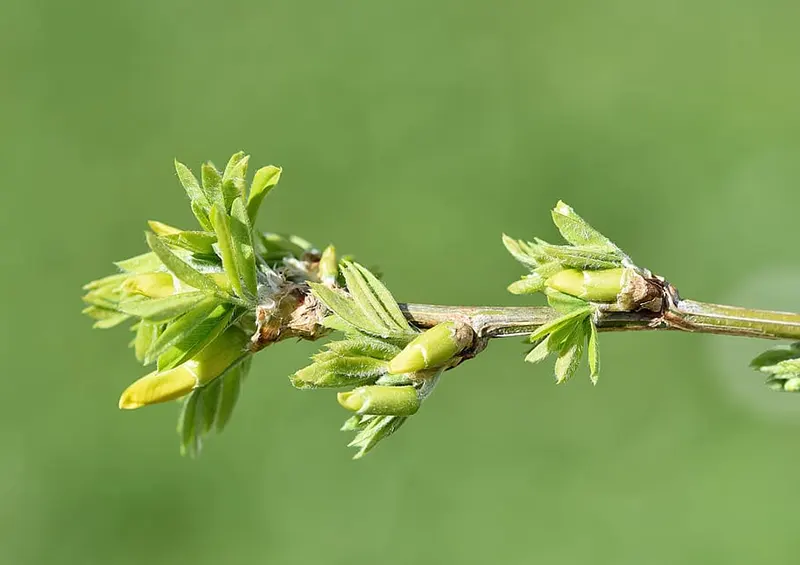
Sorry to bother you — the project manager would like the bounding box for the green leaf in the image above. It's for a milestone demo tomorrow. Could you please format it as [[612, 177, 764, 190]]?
[[310, 284, 389, 337], [536, 243, 622, 270], [199, 378, 222, 434], [201, 163, 224, 211], [209, 204, 243, 298], [91, 311, 131, 329], [229, 198, 257, 297], [178, 391, 201, 457], [340, 262, 412, 335], [174, 160, 207, 206], [118, 291, 208, 322], [291, 355, 389, 389], [502, 234, 541, 269], [222, 152, 249, 210], [525, 335, 552, 364], [160, 231, 217, 256], [508, 273, 547, 295], [324, 337, 402, 361], [115, 252, 163, 274], [216, 358, 249, 432], [156, 303, 235, 372], [587, 318, 599, 385], [144, 296, 221, 363], [554, 322, 585, 384], [134, 320, 161, 363], [247, 166, 282, 224], [546, 288, 591, 314], [146, 232, 223, 294], [551, 201, 617, 250], [751, 343, 800, 369], [351, 263, 411, 331], [348, 415, 408, 459], [527, 306, 592, 344]]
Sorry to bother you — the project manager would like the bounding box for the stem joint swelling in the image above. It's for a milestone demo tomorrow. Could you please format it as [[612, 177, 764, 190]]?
[[81, 153, 800, 459]]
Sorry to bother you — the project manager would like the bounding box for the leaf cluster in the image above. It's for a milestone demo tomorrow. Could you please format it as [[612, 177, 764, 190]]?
[[296, 261, 427, 458], [503, 200, 631, 295], [752, 343, 800, 392], [83, 152, 285, 455]]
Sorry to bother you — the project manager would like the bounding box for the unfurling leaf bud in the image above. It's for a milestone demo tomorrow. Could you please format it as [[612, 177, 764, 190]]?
[[319, 245, 338, 287], [545, 268, 625, 303], [119, 327, 248, 409], [337, 385, 420, 416], [387, 322, 473, 374], [122, 273, 176, 299]]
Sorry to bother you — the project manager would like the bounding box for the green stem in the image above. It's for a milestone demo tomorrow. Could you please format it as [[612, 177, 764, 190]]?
[[400, 300, 800, 341], [668, 299, 800, 341]]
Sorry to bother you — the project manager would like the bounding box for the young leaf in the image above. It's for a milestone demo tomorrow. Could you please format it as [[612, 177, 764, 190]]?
[[587, 318, 599, 385], [340, 262, 406, 334], [174, 160, 208, 206], [134, 320, 161, 363], [291, 355, 389, 389], [325, 337, 402, 361], [199, 378, 223, 434], [352, 263, 411, 331], [502, 234, 541, 269], [92, 311, 131, 329], [525, 335, 552, 364], [554, 323, 585, 384], [115, 252, 163, 274], [247, 166, 282, 224], [156, 303, 235, 372], [144, 296, 221, 363], [546, 288, 591, 314], [310, 284, 391, 338], [229, 197, 257, 297], [178, 391, 201, 457], [536, 243, 622, 270], [551, 201, 617, 250], [160, 231, 217, 256], [146, 232, 223, 294], [348, 415, 408, 459], [751, 343, 800, 369], [201, 163, 224, 211], [209, 204, 243, 297], [117, 291, 208, 322], [508, 273, 547, 295], [527, 306, 592, 344], [222, 152, 249, 210], [216, 358, 250, 432]]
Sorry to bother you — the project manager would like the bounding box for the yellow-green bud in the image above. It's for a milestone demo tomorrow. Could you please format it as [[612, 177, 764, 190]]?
[[319, 245, 338, 287], [545, 268, 626, 303], [119, 327, 248, 409], [122, 273, 176, 299], [387, 321, 473, 375], [337, 385, 420, 416]]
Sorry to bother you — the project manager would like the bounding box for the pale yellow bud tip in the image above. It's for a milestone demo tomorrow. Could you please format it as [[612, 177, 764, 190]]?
[[119, 365, 197, 409]]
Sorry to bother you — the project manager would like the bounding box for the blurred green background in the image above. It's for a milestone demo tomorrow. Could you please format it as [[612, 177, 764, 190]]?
[[4, 1, 800, 563]]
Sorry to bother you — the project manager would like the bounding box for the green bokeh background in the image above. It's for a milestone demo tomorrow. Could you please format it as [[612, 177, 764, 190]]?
[[4, 1, 800, 563]]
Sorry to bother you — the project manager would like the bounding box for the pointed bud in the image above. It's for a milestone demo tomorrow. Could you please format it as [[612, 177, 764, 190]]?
[[122, 273, 176, 299], [387, 322, 473, 375], [319, 245, 338, 287], [545, 268, 625, 303], [119, 327, 248, 409], [337, 385, 420, 416]]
